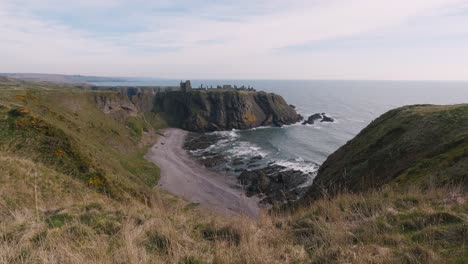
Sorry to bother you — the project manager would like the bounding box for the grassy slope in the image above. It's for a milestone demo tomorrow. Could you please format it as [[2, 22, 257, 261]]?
[[308, 104, 468, 199], [0, 80, 466, 263], [294, 186, 467, 264]]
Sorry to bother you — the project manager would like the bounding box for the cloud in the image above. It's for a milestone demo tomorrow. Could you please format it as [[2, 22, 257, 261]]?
[[1, 0, 468, 79]]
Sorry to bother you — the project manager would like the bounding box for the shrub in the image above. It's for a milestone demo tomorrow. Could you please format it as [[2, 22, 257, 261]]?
[[201, 226, 241, 246], [7, 108, 29, 118], [185, 256, 204, 264], [46, 213, 73, 228], [143, 231, 171, 254], [79, 210, 121, 235]]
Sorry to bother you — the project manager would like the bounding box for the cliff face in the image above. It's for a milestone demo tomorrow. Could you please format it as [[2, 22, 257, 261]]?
[[153, 90, 302, 132], [94, 92, 138, 117], [306, 104, 468, 200]]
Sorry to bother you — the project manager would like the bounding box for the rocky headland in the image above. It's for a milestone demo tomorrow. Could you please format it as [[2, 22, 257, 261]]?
[[153, 89, 303, 132]]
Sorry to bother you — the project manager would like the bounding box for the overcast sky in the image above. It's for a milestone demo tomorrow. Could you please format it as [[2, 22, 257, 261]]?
[[1, 0, 468, 80]]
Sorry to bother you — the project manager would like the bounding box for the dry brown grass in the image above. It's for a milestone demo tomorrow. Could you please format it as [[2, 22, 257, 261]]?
[[289, 186, 467, 263], [0, 152, 307, 264], [1, 152, 466, 263]]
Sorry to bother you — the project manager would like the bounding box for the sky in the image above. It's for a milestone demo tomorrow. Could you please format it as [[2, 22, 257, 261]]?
[[1, 0, 468, 80]]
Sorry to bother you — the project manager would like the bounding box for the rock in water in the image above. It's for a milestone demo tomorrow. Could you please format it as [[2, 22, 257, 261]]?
[[302, 113, 323, 125], [321, 114, 334, 122], [153, 90, 303, 132], [302, 113, 334, 125]]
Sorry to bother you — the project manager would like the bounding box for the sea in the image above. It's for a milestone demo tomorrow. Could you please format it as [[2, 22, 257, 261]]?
[[93, 79, 468, 181]]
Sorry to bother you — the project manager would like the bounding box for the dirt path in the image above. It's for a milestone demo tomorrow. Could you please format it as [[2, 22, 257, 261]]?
[[145, 128, 260, 218]]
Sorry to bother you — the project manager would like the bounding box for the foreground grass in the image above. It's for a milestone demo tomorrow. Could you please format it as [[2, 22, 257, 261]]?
[[1, 156, 465, 264], [291, 186, 467, 263]]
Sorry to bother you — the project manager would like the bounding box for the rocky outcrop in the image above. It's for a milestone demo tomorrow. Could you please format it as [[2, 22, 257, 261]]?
[[153, 90, 302, 132], [306, 104, 468, 201], [302, 113, 334, 125], [321, 115, 334, 122], [239, 165, 312, 204], [94, 93, 138, 117], [302, 113, 323, 125]]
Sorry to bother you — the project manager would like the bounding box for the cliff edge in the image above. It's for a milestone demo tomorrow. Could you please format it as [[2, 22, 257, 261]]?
[[153, 90, 302, 132]]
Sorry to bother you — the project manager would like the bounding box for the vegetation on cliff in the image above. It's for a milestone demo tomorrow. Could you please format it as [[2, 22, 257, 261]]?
[[0, 81, 305, 263], [153, 90, 302, 132], [0, 79, 466, 263], [307, 104, 468, 200]]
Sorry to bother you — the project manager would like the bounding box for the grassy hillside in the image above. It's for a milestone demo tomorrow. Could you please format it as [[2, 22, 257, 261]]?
[[0, 80, 466, 263], [307, 104, 468, 199]]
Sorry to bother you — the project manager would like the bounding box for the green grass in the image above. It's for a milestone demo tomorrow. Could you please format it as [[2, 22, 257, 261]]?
[[0, 82, 164, 202], [46, 213, 74, 228], [308, 104, 468, 199], [143, 231, 171, 254]]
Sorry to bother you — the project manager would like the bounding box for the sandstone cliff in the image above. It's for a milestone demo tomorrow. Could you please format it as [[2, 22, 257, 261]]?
[[153, 90, 302, 132], [306, 104, 468, 200]]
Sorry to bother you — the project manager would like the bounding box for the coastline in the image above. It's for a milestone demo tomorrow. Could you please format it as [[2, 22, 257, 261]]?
[[145, 128, 261, 218]]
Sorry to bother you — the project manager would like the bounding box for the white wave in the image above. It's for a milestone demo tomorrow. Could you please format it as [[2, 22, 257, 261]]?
[[294, 157, 305, 162], [272, 159, 319, 188], [248, 125, 271, 131], [209, 130, 240, 140], [273, 159, 319, 175], [280, 121, 303, 128], [226, 141, 268, 157]]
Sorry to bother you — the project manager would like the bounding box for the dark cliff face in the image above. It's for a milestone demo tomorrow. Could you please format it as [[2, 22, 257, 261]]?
[[153, 90, 302, 132], [306, 104, 468, 200]]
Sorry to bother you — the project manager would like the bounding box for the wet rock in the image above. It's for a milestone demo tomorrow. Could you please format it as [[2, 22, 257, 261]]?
[[302, 113, 335, 125], [199, 154, 226, 168], [321, 115, 334, 122], [232, 158, 245, 166], [302, 113, 323, 125], [238, 165, 312, 204], [248, 155, 263, 163], [247, 163, 261, 169], [184, 133, 221, 150]]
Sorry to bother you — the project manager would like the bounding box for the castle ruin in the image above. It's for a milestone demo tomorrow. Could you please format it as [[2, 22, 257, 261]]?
[[180, 80, 192, 93]]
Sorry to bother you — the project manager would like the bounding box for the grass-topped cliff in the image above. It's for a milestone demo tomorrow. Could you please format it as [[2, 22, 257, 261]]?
[[153, 90, 302, 132], [0, 79, 466, 263], [307, 104, 468, 200]]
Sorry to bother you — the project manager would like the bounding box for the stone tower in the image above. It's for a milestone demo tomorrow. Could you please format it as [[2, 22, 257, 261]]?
[[180, 80, 192, 93]]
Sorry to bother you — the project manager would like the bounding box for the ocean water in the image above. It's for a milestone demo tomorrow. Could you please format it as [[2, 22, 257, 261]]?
[[94, 79, 468, 179]]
